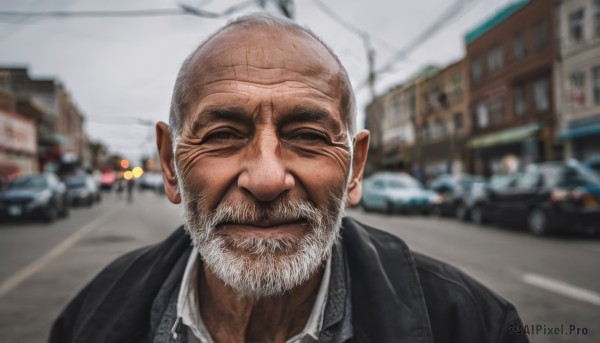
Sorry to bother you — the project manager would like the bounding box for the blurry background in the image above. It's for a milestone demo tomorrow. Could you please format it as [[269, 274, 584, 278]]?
[[0, 0, 599, 342]]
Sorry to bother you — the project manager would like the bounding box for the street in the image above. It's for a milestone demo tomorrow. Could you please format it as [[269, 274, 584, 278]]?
[[0, 192, 598, 342]]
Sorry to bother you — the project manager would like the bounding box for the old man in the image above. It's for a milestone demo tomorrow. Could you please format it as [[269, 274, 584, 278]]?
[[50, 13, 528, 343]]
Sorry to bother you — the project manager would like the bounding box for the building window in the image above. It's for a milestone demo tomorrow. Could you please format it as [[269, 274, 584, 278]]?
[[534, 21, 547, 51], [409, 94, 416, 120], [513, 33, 525, 60], [430, 120, 445, 140], [489, 96, 505, 124], [570, 71, 586, 106], [453, 112, 463, 133], [487, 45, 504, 72], [595, 0, 600, 37], [451, 73, 463, 101], [477, 102, 489, 128], [514, 85, 526, 117], [594, 66, 600, 104], [421, 122, 430, 140], [533, 79, 549, 112], [470, 57, 483, 83], [569, 9, 584, 42], [392, 94, 402, 117]]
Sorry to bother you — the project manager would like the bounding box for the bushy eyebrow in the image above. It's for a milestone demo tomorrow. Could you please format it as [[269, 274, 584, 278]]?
[[278, 106, 342, 132], [195, 106, 254, 127], [193, 105, 342, 132]]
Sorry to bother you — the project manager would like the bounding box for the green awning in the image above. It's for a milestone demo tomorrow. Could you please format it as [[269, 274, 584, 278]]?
[[464, 0, 529, 44], [467, 123, 540, 149], [558, 122, 600, 140]]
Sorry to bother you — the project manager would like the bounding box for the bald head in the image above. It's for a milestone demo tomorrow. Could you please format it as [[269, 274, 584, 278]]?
[[168, 13, 356, 141]]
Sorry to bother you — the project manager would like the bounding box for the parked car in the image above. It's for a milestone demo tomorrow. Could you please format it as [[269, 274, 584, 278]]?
[[99, 171, 117, 190], [584, 155, 600, 176], [0, 173, 70, 222], [137, 172, 164, 192], [471, 161, 600, 236], [65, 175, 101, 206], [428, 174, 486, 220], [361, 172, 436, 214]]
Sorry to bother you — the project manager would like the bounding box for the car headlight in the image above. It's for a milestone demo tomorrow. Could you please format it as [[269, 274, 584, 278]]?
[[32, 190, 52, 205]]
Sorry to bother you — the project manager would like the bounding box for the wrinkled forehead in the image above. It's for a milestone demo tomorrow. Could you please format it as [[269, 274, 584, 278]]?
[[186, 25, 344, 98]]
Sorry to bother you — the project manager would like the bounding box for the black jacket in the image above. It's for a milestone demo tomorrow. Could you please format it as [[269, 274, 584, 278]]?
[[50, 217, 528, 343]]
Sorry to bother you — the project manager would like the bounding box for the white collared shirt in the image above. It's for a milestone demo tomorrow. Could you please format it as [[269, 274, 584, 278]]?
[[176, 247, 332, 343]]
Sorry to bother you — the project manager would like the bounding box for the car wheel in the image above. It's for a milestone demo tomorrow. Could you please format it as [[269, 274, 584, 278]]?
[[471, 206, 485, 225], [44, 205, 57, 223], [386, 201, 394, 215], [59, 201, 70, 218], [360, 199, 371, 212], [528, 208, 552, 236], [456, 204, 468, 221]]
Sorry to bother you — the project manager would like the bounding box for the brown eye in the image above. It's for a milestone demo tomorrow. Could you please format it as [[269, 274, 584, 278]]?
[[205, 130, 244, 142], [292, 131, 327, 142]]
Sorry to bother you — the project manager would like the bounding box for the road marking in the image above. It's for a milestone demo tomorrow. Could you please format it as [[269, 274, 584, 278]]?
[[0, 206, 120, 298], [522, 273, 600, 307]]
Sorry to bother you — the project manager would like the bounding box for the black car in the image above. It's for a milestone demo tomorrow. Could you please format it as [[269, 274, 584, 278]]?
[[0, 173, 70, 222], [65, 175, 101, 206], [471, 161, 600, 236], [429, 174, 486, 220], [584, 155, 600, 176]]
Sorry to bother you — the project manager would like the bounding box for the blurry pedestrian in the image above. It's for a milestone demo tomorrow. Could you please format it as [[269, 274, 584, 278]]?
[[116, 178, 124, 199], [126, 178, 134, 203]]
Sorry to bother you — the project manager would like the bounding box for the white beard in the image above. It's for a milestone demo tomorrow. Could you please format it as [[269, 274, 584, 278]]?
[[181, 189, 346, 298]]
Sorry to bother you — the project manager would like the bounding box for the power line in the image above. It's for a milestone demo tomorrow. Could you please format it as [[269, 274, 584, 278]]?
[[377, 0, 474, 75], [311, 0, 378, 97], [358, 0, 476, 91], [0, 0, 256, 19], [0, 8, 183, 18]]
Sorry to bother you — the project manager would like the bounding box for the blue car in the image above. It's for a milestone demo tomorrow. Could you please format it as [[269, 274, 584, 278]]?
[[361, 172, 437, 214]]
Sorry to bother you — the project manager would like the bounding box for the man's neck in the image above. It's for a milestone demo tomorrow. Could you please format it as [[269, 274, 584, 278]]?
[[196, 263, 325, 343]]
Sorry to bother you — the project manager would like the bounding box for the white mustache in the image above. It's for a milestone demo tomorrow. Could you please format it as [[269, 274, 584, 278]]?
[[209, 198, 322, 230]]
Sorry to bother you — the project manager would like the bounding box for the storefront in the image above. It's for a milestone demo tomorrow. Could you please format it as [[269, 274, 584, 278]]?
[[467, 123, 542, 176], [0, 109, 38, 183], [558, 116, 600, 161]]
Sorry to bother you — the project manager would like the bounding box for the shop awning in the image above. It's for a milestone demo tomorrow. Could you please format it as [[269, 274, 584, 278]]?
[[467, 123, 540, 149], [558, 121, 600, 140]]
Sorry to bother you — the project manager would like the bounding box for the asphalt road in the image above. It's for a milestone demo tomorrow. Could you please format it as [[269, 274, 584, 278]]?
[[0, 191, 598, 342]]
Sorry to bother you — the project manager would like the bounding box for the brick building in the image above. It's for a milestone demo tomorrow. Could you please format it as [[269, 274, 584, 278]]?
[[414, 59, 470, 180], [0, 90, 38, 182], [0, 67, 87, 173], [465, 0, 559, 176]]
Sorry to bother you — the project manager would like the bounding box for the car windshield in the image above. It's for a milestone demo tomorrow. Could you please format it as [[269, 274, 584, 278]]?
[[65, 177, 86, 188], [388, 177, 422, 189], [539, 164, 600, 187], [488, 174, 519, 190], [7, 176, 47, 190]]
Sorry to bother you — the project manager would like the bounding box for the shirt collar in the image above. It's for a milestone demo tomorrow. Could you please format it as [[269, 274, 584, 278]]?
[[176, 247, 332, 343]]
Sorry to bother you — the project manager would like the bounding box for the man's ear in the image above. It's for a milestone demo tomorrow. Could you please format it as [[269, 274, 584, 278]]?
[[346, 130, 369, 207], [156, 121, 181, 204]]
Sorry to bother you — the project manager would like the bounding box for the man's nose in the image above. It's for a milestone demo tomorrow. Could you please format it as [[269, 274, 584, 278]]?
[[237, 132, 295, 202]]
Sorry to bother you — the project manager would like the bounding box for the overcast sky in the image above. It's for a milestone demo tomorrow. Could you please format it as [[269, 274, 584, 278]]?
[[0, 0, 515, 164]]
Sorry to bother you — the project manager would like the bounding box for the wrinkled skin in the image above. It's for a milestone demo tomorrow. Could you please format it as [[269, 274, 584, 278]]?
[[156, 25, 369, 343]]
